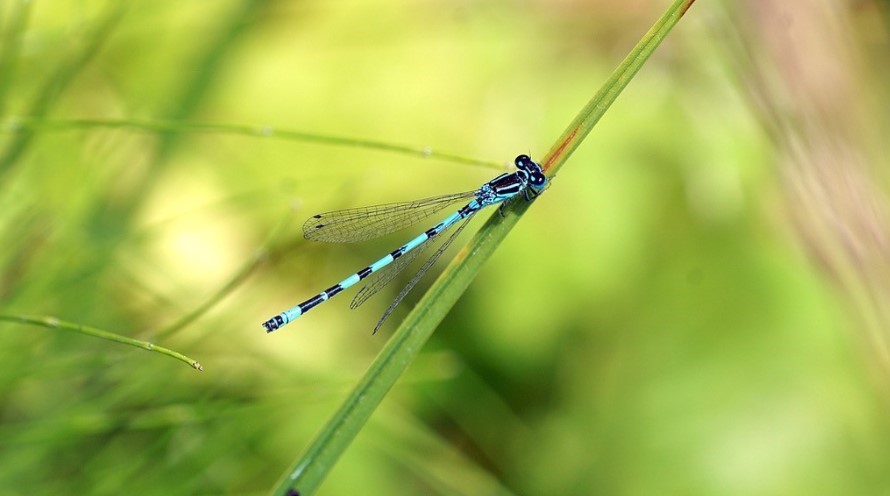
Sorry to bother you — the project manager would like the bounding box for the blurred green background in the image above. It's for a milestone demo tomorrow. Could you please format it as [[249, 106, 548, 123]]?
[[2, 0, 890, 494]]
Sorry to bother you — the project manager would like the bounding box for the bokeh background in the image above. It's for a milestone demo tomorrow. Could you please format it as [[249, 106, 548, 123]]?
[[1, 0, 889, 494]]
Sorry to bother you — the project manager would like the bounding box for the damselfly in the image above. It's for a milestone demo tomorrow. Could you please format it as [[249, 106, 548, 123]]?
[[262, 154, 548, 334]]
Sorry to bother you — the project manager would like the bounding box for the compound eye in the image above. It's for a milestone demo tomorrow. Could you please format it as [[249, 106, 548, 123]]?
[[530, 172, 546, 187], [514, 154, 532, 171]]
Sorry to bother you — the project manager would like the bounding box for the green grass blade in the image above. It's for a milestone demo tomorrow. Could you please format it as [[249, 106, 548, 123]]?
[[1, 117, 501, 170], [272, 1, 697, 494], [0, 314, 203, 371]]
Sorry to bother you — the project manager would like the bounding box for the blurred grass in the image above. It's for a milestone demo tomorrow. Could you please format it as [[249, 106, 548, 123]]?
[[0, 2, 123, 177], [1, 0, 890, 495]]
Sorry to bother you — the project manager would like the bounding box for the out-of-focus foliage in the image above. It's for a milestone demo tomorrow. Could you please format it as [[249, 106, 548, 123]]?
[[0, 0, 888, 495]]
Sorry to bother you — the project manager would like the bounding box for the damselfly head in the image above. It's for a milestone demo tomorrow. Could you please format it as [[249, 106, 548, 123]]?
[[514, 154, 547, 191]]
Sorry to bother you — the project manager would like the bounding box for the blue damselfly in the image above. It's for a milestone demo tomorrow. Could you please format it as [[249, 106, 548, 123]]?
[[262, 154, 548, 334]]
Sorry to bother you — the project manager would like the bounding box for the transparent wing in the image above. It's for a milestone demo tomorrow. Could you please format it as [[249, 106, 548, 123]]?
[[372, 211, 477, 334], [303, 190, 476, 243], [350, 229, 438, 310]]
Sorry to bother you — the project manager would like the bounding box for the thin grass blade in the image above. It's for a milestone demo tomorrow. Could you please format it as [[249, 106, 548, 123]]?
[[0, 314, 203, 371]]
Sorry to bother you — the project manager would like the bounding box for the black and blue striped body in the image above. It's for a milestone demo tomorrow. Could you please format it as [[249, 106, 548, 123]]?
[[262, 154, 547, 333]]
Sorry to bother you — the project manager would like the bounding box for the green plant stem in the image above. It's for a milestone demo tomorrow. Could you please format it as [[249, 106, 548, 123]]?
[[272, 1, 696, 494], [1, 117, 502, 170], [0, 314, 203, 371]]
